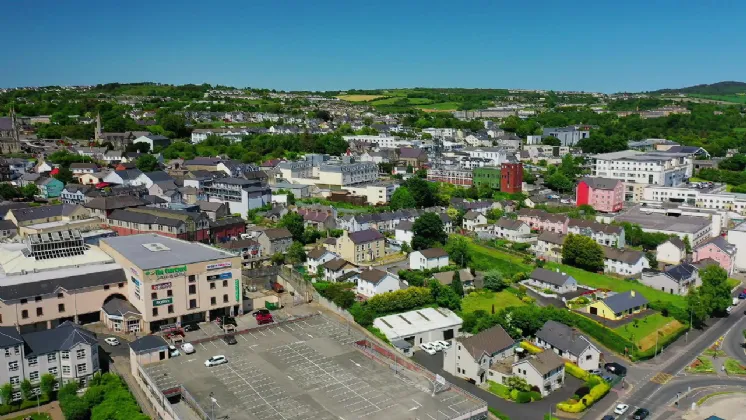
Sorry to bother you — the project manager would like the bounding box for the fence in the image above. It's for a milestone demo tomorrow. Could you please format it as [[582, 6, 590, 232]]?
[[314, 293, 355, 322], [133, 364, 178, 420], [181, 386, 210, 420]]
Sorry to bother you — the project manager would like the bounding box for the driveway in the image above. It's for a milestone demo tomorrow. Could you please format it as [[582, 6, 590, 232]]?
[[412, 350, 582, 418]]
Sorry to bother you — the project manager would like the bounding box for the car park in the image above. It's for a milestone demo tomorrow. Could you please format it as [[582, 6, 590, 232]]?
[[613, 403, 629, 415], [181, 343, 195, 354], [104, 337, 120, 346], [204, 355, 227, 367], [420, 343, 437, 355], [169, 345, 181, 357], [601, 416, 614, 420], [604, 362, 627, 376], [223, 335, 238, 345], [632, 408, 650, 419]]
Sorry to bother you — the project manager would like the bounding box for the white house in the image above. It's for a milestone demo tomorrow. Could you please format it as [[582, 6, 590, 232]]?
[[640, 263, 700, 296], [443, 325, 516, 385], [534, 320, 601, 371], [509, 352, 566, 396], [527, 268, 578, 294], [567, 220, 625, 248], [373, 307, 462, 345], [409, 248, 449, 271], [602, 247, 649, 276], [356, 268, 401, 298], [133, 134, 171, 151], [133, 171, 173, 189], [395, 220, 414, 246], [306, 248, 339, 275], [463, 211, 488, 231], [656, 237, 687, 265], [495, 219, 532, 242], [322, 258, 358, 282], [102, 169, 143, 186]]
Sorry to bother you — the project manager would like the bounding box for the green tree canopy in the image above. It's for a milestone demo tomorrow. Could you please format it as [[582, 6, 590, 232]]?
[[279, 212, 305, 242], [412, 212, 447, 250], [389, 186, 416, 210], [446, 236, 471, 268], [562, 234, 604, 272], [285, 241, 307, 265], [135, 154, 159, 172]]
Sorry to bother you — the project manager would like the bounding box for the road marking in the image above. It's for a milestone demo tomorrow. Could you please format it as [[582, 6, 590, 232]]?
[[350, 359, 362, 368], [650, 372, 673, 384]]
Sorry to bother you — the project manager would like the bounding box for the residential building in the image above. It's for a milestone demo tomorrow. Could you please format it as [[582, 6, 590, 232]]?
[[104, 207, 210, 242], [692, 237, 736, 276], [640, 263, 700, 295], [409, 248, 449, 271], [727, 221, 746, 272], [432, 269, 477, 289], [305, 248, 338, 275], [462, 211, 488, 231], [372, 307, 462, 344], [567, 220, 625, 248], [491, 351, 566, 397], [70, 163, 99, 175], [543, 126, 589, 147], [602, 246, 649, 276], [6, 204, 98, 237], [341, 181, 399, 205], [656, 237, 687, 265], [494, 219, 532, 242], [356, 268, 401, 298], [575, 177, 624, 213], [60, 184, 93, 205], [256, 228, 293, 256], [133, 134, 171, 151], [395, 220, 413, 246], [532, 231, 565, 262], [329, 229, 385, 264], [398, 148, 428, 168], [472, 167, 502, 189], [84, 195, 147, 219], [586, 291, 649, 321], [443, 325, 515, 385], [517, 209, 569, 233], [215, 239, 263, 268], [99, 234, 242, 332], [534, 320, 601, 371], [461, 147, 507, 166], [36, 177, 64, 199], [527, 268, 578, 294], [501, 162, 523, 194], [201, 177, 271, 216], [195, 201, 229, 222], [427, 167, 473, 186], [296, 207, 337, 230], [322, 258, 358, 282]]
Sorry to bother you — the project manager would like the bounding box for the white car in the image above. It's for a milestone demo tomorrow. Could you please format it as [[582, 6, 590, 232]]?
[[420, 343, 437, 355], [430, 342, 444, 351], [433, 340, 451, 350], [614, 403, 630, 415], [204, 355, 227, 367], [104, 337, 120, 346], [168, 345, 180, 357], [727, 306, 734, 314], [181, 343, 195, 354]]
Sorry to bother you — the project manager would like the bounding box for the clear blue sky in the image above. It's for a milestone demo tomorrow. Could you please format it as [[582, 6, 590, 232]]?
[[2, 0, 744, 92]]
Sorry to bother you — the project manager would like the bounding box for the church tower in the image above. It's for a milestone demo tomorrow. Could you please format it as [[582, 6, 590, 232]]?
[[95, 112, 102, 143]]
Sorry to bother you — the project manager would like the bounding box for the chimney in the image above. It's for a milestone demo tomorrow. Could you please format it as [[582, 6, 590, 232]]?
[[630, 290, 635, 297]]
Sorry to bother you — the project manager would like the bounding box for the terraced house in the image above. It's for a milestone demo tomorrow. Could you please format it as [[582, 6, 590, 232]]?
[[104, 207, 210, 242], [568, 219, 625, 248], [517, 209, 569, 233]]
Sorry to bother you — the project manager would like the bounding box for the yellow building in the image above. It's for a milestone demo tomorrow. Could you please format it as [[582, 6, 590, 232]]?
[[586, 290, 649, 321], [6, 204, 100, 237], [327, 228, 385, 264]]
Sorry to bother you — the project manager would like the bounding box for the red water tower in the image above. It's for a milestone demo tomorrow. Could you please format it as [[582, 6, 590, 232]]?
[[501, 162, 523, 193]]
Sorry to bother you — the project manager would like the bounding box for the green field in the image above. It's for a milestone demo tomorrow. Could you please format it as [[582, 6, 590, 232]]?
[[370, 96, 433, 106], [462, 290, 525, 314], [689, 93, 746, 104], [467, 241, 527, 276], [614, 313, 677, 342], [416, 101, 461, 110]]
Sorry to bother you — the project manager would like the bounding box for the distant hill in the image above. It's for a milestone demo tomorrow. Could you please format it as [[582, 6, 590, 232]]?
[[651, 81, 746, 95]]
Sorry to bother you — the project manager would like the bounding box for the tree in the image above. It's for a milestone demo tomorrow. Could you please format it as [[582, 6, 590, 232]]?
[[505, 376, 531, 392], [20, 379, 33, 401], [270, 253, 285, 266], [286, 191, 296, 205], [545, 172, 574, 193], [683, 235, 692, 254], [645, 250, 658, 269], [446, 236, 471, 268], [484, 270, 508, 291], [40, 373, 57, 398], [0, 383, 12, 405], [404, 177, 436, 207], [286, 241, 307, 265], [523, 169, 536, 184], [562, 234, 604, 272], [400, 241, 411, 254], [428, 280, 461, 311], [159, 114, 188, 138], [135, 154, 159, 172], [699, 265, 731, 314], [412, 213, 447, 250], [390, 187, 416, 210], [279, 212, 305, 242], [54, 167, 74, 185], [687, 288, 708, 328], [559, 154, 583, 179], [542, 135, 561, 146], [451, 270, 464, 297]]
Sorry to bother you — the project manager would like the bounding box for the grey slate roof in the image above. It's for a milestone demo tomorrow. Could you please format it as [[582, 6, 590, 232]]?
[[496, 218, 526, 231], [602, 291, 649, 313], [23, 322, 98, 357], [664, 263, 698, 282], [9, 204, 79, 222], [348, 229, 384, 244], [663, 237, 686, 250], [307, 248, 332, 260], [358, 269, 389, 285], [463, 210, 482, 221], [0, 327, 24, 348], [580, 177, 620, 190], [535, 320, 593, 357], [0, 219, 17, 231], [85, 195, 146, 210], [323, 258, 354, 271], [569, 219, 623, 235], [108, 209, 183, 227], [0, 268, 126, 301], [196, 201, 226, 212], [130, 335, 169, 353], [113, 169, 144, 181], [529, 268, 574, 287], [102, 296, 141, 317], [602, 246, 645, 265], [538, 231, 566, 245], [456, 325, 514, 359], [262, 228, 293, 240], [695, 236, 736, 255], [419, 248, 448, 259], [143, 171, 172, 183], [523, 350, 565, 376]]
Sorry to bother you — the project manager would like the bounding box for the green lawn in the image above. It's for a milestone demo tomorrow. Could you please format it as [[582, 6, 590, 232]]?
[[466, 241, 527, 276], [724, 358, 746, 375], [690, 94, 746, 104], [728, 278, 742, 289], [613, 313, 675, 342], [7, 414, 51, 420], [370, 97, 433, 106], [686, 356, 715, 373], [462, 290, 525, 314], [487, 380, 511, 399]]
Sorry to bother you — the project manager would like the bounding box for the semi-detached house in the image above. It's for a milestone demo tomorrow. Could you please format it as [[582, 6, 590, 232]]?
[[534, 320, 601, 371], [443, 325, 515, 385]]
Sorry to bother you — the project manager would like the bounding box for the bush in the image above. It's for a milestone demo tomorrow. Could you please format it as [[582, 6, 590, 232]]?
[[510, 389, 519, 400], [20, 395, 49, 409], [556, 401, 587, 413], [489, 407, 511, 420], [575, 386, 590, 398], [564, 362, 590, 381], [515, 391, 532, 404], [520, 341, 543, 354], [529, 391, 542, 401]]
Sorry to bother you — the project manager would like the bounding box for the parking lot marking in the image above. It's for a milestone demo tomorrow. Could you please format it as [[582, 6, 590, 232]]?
[[199, 343, 208, 350], [239, 334, 249, 342]]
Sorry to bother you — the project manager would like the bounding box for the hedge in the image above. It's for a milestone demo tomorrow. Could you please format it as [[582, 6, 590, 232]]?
[[529, 391, 542, 401], [515, 391, 532, 404], [557, 379, 610, 413], [489, 407, 510, 420], [520, 341, 543, 354], [564, 362, 590, 381], [0, 395, 51, 415]]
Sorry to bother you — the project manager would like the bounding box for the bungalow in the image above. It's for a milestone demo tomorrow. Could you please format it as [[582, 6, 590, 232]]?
[[323, 258, 358, 282], [656, 237, 687, 265], [527, 268, 578, 294], [602, 247, 649, 276], [395, 220, 414, 246], [640, 263, 700, 295], [587, 291, 649, 321], [693, 237, 736, 276], [567, 220, 625, 248], [306, 248, 339, 275], [356, 268, 401, 298], [409, 248, 449, 270], [443, 325, 516, 385], [463, 210, 488, 231], [494, 218, 532, 242], [432, 269, 477, 289], [532, 231, 566, 262], [534, 320, 601, 371]]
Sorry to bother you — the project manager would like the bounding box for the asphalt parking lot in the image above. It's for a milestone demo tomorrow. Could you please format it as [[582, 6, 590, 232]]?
[[144, 314, 485, 420]]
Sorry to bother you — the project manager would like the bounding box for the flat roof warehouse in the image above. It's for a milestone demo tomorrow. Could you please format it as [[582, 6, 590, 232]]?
[[100, 234, 235, 269], [373, 307, 462, 339]]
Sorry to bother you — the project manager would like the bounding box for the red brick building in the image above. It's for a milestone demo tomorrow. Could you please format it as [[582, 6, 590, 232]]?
[[501, 162, 523, 193]]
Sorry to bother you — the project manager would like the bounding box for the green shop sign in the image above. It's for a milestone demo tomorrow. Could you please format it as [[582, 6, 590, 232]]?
[[145, 266, 187, 279], [234, 279, 240, 301], [153, 298, 173, 306]]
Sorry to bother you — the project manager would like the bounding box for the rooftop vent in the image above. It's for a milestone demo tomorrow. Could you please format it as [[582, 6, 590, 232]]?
[[142, 243, 171, 252]]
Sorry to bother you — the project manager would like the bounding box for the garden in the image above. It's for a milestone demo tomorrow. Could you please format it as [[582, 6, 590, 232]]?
[[461, 289, 526, 315], [614, 313, 685, 352], [556, 362, 611, 413]]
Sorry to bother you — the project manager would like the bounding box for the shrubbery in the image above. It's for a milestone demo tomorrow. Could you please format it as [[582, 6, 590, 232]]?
[[557, 362, 610, 413], [60, 373, 148, 420]]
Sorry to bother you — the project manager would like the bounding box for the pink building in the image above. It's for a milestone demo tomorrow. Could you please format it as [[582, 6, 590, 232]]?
[[693, 237, 736, 275], [517, 209, 569, 234], [576, 177, 624, 213]]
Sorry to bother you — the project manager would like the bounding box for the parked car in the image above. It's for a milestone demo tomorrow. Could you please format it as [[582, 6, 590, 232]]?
[[738, 292, 746, 299], [254, 309, 274, 325], [433, 340, 451, 350], [181, 343, 195, 354], [601, 416, 614, 420], [168, 345, 181, 357], [587, 369, 602, 376], [604, 362, 627, 376], [632, 408, 650, 419], [420, 343, 437, 355], [733, 297, 740, 306], [430, 342, 444, 351], [727, 306, 734, 314], [204, 355, 228, 367], [104, 337, 120, 346], [613, 403, 629, 415], [223, 335, 238, 345], [272, 282, 285, 293]]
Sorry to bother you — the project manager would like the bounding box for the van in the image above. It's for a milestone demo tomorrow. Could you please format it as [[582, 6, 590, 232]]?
[[733, 297, 739, 306], [272, 282, 285, 293]]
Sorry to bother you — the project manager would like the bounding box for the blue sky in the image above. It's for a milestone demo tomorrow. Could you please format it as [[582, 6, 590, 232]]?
[[1, 0, 744, 92]]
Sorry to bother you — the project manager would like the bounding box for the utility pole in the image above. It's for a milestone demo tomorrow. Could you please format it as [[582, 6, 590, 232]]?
[[210, 392, 217, 420]]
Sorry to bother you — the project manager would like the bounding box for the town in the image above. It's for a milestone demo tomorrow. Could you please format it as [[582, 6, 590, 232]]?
[[0, 81, 745, 420]]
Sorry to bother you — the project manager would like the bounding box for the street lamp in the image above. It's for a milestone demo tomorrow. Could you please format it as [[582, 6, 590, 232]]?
[[209, 392, 217, 420]]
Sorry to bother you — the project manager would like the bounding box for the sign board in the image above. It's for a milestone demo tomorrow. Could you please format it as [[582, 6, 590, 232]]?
[[130, 276, 141, 286], [234, 279, 240, 302], [130, 267, 139, 276], [206, 261, 232, 270], [153, 298, 173, 306], [146, 266, 187, 280], [151, 282, 172, 290], [207, 272, 233, 281]]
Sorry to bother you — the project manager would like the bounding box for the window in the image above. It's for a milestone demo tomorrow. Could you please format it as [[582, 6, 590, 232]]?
[[167, 290, 173, 297], [21, 310, 28, 319], [61, 351, 69, 360], [223, 294, 229, 303], [3, 348, 8, 357], [36, 308, 43, 316], [29, 371, 39, 382], [14, 346, 19, 355], [189, 285, 196, 295], [586, 354, 592, 361], [58, 304, 65, 313], [35, 296, 41, 302], [189, 299, 197, 309], [47, 354, 56, 363], [76, 349, 85, 360], [20, 299, 27, 304], [210, 297, 216, 305], [151, 292, 157, 300], [118, 282, 124, 288], [57, 293, 64, 299], [104, 285, 110, 290], [9, 376, 19, 386], [152, 308, 158, 316], [76, 364, 86, 375], [8, 361, 18, 371], [210, 283, 216, 290], [222, 280, 228, 287], [189, 275, 196, 283], [62, 366, 70, 376], [168, 305, 174, 314]]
